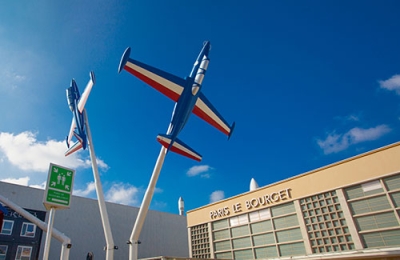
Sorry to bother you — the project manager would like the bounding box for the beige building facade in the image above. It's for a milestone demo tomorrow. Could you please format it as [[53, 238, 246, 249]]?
[[187, 142, 400, 259]]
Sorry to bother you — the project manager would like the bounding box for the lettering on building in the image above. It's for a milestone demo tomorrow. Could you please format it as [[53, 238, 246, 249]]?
[[210, 188, 291, 219]]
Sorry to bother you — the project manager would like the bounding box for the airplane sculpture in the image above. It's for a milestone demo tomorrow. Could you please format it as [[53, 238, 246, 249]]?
[[118, 41, 235, 161], [64, 71, 95, 156]]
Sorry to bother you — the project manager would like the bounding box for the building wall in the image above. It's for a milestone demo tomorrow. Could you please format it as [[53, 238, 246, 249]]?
[[187, 142, 400, 259], [0, 182, 189, 259], [0, 207, 46, 260]]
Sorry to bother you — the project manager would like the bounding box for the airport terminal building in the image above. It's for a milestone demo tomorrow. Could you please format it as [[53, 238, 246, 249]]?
[[187, 142, 400, 259]]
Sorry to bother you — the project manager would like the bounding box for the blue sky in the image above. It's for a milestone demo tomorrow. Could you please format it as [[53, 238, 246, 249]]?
[[1, 1, 400, 215]]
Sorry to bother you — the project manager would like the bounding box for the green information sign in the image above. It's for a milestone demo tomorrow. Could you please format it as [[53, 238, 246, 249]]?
[[43, 163, 75, 210]]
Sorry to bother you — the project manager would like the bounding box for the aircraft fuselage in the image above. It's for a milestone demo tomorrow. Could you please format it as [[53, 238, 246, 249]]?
[[66, 79, 87, 149], [167, 41, 211, 144]]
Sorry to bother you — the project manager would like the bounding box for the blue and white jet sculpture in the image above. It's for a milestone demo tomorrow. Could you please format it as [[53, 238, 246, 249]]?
[[118, 41, 235, 161], [65, 71, 95, 156]]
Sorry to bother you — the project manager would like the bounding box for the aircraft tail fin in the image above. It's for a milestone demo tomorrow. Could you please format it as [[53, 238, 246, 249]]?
[[157, 134, 202, 162], [228, 122, 236, 140], [65, 141, 83, 156], [73, 131, 84, 146]]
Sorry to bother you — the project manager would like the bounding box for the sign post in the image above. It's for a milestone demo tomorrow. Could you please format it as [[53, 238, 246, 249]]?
[[42, 163, 75, 260]]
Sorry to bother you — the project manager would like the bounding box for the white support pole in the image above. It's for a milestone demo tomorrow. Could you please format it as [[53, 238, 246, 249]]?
[[129, 146, 167, 260], [43, 207, 56, 260], [84, 109, 115, 260], [0, 195, 72, 260]]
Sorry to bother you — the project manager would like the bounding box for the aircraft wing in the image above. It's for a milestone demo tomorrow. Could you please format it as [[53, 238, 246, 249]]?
[[193, 92, 235, 137], [77, 71, 95, 113], [119, 47, 185, 102], [66, 117, 76, 147]]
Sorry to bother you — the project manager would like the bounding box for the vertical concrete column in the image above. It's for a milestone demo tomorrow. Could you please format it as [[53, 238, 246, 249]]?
[[293, 199, 313, 255], [336, 189, 363, 249]]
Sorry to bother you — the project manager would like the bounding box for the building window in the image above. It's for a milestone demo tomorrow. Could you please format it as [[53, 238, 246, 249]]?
[[233, 248, 253, 259], [215, 251, 232, 259], [190, 223, 211, 258], [355, 212, 398, 231], [251, 220, 272, 234], [15, 246, 32, 260], [213, 229, 230, 241], [20, 223, 36, 238], [249, 208, 271, 222], [278, 242, 306, 257], [0, 245, 8, 260], [383, 174, 400, 191], [230, 214, 249, 227], [255, 245, 278, 258], [360, 229, 400, 248], [271, 202, 295, 217], [0, 220, 14, 235], [232, 236, 251, 249], [231, 225, 250, 238], [300, 191, 354, 253], [345, 180, 384, 200], [212, 219, 228, 230], [345, 174, 400, 249]]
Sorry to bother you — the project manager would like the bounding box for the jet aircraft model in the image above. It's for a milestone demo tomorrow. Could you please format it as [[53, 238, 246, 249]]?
[[118, 41, 235, 161], [65, 71, 95, 156]]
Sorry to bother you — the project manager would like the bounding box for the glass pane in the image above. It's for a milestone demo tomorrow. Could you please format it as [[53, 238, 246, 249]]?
[[0, 221, 13, 235], [231, 225, 249, 238], [0, 245, 7, 259], [253, 233, 275, 246], [15, 246, 32, 260], [259, 208, 271, 219], [390, 192, 400, 207], [276, 228, 302, 243], [271, 202, 295, 217], [361, 229, 400, 248], [251, 220, 272, 234], [278, 242, 306, 257], [255, 246, 278, 258], [232, 237, 251, 249], [233, 249, 253, 259], [355, 212, 399, 231], [212, 219, 228, 230], [349, 196, 391, 215], [384, 174, 400, 191], [345, 182, 383, 200], [214, 240, 231, 251], [21, 223, 36, 237], [273, 214, 298, 229], [213, 229, 230, 240], [238, 214, 249, 225], [215, 252, 232, 259], [249, 211, 260, 222]]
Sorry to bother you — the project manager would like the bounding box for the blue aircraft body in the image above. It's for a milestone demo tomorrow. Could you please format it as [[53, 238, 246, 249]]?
[[118, 41, 235, 161], [65, 71, 95, 156]]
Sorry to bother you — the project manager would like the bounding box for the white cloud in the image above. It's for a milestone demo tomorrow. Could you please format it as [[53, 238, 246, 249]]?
[[29, 181, 46, 190], [1, 176, 30, 186], [154, 187, 163, 193], [0, 131, 109, 172], [379, 74, 400, 94], [210, 190, 225, 203], [344, 114, 360, 122], [105, 183, 139, 206], [317, 125, 391, 154], [73, 182, 96, 197], [0, 177, 45, 189], [1, 70, 26, 90], [187, 165, 212, 178]]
